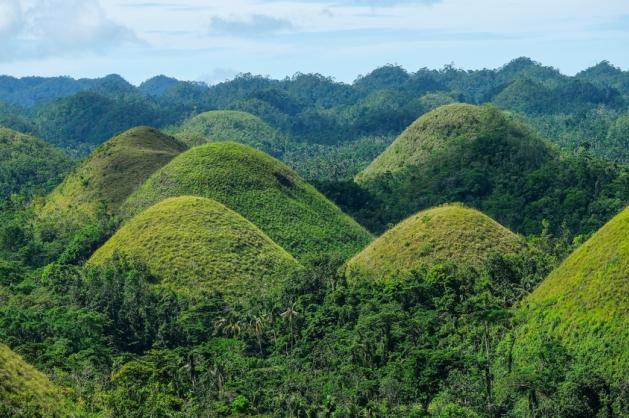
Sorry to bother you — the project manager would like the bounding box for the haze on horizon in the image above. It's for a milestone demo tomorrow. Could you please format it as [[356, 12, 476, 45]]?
[[0, 0, 628, 85]]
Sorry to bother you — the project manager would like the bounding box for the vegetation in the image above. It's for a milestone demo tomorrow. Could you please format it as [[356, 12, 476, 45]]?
[[355, 104, 629, 238], [506, 206, 628, 385], [345, 204, 528, 283], [122, 142, 373, 262], [90, 196, 301, 301], [0, 343, 71, 417], [0, 58, 627, 417], [0, 127, 74, 201], [35, 127, 187, 259], [171, 110, 288, 157]]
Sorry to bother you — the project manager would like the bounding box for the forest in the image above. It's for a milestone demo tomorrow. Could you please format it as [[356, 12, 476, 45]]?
[[0, 58, 627, 417]]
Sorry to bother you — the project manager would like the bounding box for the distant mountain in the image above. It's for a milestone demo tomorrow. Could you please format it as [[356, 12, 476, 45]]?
[[0, 74, 134, 108], [138, 75, 180, 97]]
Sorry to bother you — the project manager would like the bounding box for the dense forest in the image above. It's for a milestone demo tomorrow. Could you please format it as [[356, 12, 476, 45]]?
[[0, 58, 627, 417]]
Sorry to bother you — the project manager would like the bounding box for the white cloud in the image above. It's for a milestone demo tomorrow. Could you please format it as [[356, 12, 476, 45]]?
[[0, 0, 140, 61], [210, 14, 295, 37], [0, 0, 22, 36]]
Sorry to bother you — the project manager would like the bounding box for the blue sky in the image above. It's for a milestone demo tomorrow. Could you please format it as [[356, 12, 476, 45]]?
[[0, 0, 628, 84]]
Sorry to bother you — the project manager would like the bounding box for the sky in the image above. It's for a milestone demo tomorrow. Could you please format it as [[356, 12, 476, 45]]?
[[0, 0, 628, 85]]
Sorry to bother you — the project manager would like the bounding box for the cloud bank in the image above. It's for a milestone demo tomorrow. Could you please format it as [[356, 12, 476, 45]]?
[[0, 0, 139, 61]]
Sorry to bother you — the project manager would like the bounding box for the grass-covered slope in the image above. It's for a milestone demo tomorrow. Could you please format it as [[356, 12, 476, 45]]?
[[90, 196, 300, 300], [173, 110, 286, 156], [0, 343, 71, 417], [122, 142, 373, 262], [0, 127, 74, 200], [357, 103, 551, 184], [37, 127, 187, 236], [354, 103, 628, 237], [345, 204, 525, 282], [510, 206, 629, 378]]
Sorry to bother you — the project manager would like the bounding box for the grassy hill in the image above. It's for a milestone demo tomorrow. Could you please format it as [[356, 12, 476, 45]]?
[[509, 206, 629, 380], [173, 110, 287, 157], [37, 127, 187, 241], [90, 196, 300, 301], [122, 142, 373, 262], [354, 103, 628, 237], [357, 103, 552, 184], [345, 204, 526, 282], [0, 127, 74, 200], [0, 342, 72, 417]]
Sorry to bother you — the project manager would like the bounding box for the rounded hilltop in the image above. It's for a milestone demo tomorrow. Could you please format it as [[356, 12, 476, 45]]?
[[90, 196, 301, 301], [345, 204, 526, 283], [122, 141, 373, 262], [173, 110, 286, 156], [37, 126, 187, 237], [357, 103, 552, 183], [354, 103, 556, 232]]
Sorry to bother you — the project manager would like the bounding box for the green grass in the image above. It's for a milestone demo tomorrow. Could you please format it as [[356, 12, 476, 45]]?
[[90, 196, 301, 301], [0, 127, 74, 200], [0, 342, 72, 417], [122, 142, 373, 262], [356, 103, 551, 183], [36, 126, 187, 238], [345, 204, 526, 283], [511, 206, 629, 378], [172, 110, 287, 156]]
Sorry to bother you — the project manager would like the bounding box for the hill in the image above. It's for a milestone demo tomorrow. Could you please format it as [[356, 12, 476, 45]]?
[[173, 110, 287, 157], [354, 103, 629, 237], [0, 342, 71, 417], [122, 142, 373, 262], [90, 196, 300, 301], [0, 127, 74, 200], [509, 206, 629, 380], [357, 103, 552, 183], [36, 127, 187, 245], [345, 204, 526, 282]]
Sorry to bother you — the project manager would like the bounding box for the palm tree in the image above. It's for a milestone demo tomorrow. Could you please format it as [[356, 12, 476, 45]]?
[[281, 303, 299, 352]]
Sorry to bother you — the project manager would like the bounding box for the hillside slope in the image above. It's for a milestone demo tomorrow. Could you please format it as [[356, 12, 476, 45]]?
[[0, 342, 72, 417], [37, 127, 187, 240], [345, 204, 526, 282], [510, 206, 629, 379], [90, 196, 300, 301], [122, 142, 373, 262]]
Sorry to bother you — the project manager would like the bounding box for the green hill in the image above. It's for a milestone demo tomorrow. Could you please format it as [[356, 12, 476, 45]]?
[[122, 142, 373, 262], [345, 204, 526, 282], [37, 127, 187, 240], [0, 342, 72, 417], [173, 110, 287, 156], [90, 196, 300, 301], [0, 127, 74, 200], [509, 206, 629, 379], [354, 103, 628, 237], [357, 103, 552, 184]]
